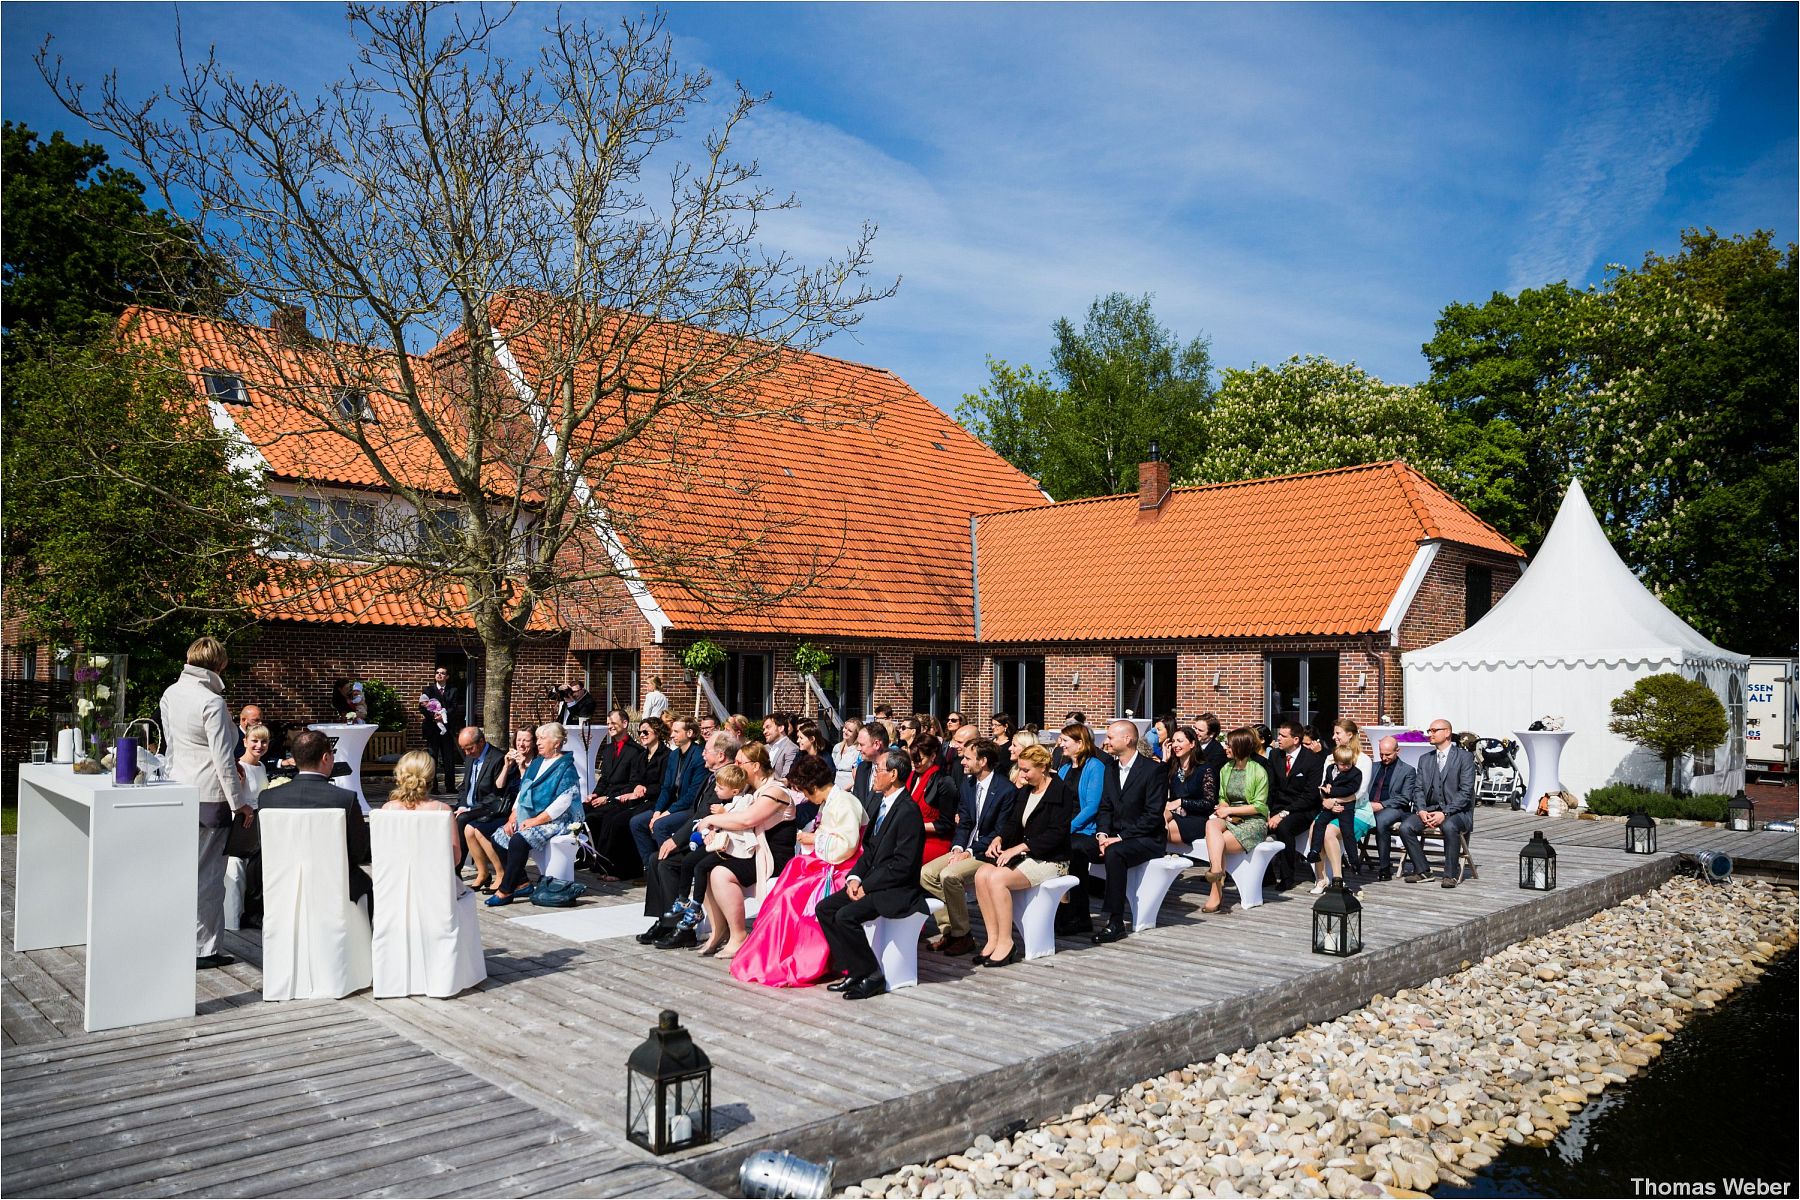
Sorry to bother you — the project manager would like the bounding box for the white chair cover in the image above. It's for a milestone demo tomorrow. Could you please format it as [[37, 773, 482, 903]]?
[[223, 856, 248, 931], [369, 810, 487, 999], [260, 808, 373, 1000]]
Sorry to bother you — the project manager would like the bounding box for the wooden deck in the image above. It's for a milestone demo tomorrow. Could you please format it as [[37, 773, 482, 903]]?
[[5, 809, 1794, 1197]]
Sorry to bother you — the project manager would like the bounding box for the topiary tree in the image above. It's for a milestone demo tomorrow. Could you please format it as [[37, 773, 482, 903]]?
[[791, 642, 833, 716], [680, 640, 727, 718], [1608, 672, 1729, 792]]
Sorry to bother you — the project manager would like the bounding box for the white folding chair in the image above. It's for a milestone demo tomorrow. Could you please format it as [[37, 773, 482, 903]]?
[[369, 810, 487, 999], [259, 808, 373, 1001]]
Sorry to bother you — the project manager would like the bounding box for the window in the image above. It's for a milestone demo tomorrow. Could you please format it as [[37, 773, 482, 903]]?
[[19, 644, 37, 682], [336, 387, 375, 421], [204, 371, 248, 404], [717, 651, 773, 717], [995, 657, 1045, 729], [1691, 670, 1717, 777], [824, 654, 872, 721], [584, 650, 640, 713], [1465, 564, 1494, 627], [912, 657, 961, 720], [1268, 654, 1339, 731], [327, 499, 375, 551], [417, 506, 463, 551], [1117, 656, 1177, 720]]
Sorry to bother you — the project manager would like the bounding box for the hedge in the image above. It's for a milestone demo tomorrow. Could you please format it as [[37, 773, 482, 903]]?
[[1583, 783, 1728, 822]]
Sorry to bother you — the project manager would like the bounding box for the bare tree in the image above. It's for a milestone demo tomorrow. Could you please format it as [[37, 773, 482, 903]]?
[[41, 4, 892, 734]]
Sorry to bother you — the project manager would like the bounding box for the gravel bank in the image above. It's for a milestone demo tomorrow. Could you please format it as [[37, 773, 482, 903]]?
[[844, 876, 1798, 1199]]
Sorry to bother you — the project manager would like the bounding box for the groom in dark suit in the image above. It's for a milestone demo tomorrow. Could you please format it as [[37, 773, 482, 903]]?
[[817, 748, 927, 999], [259, 729, 373, 911], [1093, 720, 1169, 943]]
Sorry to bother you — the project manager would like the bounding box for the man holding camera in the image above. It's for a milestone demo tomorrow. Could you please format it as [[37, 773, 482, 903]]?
[[552, 680, 597, 724]]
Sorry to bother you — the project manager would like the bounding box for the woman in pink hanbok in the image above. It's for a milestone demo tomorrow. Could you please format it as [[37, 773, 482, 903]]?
[[731, 755, 868, 988]]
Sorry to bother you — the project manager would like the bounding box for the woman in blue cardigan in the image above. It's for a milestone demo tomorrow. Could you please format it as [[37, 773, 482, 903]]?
[[487, 722, 587, 905], [1054, 722, 1107, 934]]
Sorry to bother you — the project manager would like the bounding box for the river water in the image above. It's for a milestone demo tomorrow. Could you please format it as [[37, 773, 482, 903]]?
[[1435, 950, 1798, 1197]]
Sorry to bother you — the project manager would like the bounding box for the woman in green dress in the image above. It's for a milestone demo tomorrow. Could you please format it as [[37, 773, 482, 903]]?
[[1200, 727, 1270, 914]]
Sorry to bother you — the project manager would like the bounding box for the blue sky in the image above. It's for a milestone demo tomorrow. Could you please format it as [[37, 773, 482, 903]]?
[[6, 3, 1794, 411]]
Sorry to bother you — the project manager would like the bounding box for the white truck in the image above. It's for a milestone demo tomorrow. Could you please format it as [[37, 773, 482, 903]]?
[[1745, 658, 1797, 781]]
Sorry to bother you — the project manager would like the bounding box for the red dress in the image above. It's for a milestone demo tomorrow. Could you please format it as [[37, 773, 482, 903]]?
[[911, 763, 955, 863]]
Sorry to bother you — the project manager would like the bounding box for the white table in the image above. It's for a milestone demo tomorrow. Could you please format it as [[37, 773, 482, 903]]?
[[1513, 729, 1576, 810], [563, 723, 606, 799], [309, 722, 379, 809], [13, 764, 199, 1031]]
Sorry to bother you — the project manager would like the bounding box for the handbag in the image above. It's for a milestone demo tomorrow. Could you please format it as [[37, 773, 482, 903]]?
[[225, 807, 260, 857], [530, 877, 587, 907]]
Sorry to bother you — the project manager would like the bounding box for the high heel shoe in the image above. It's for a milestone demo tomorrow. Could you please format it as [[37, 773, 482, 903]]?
[[981, 944, 1023, 968], [971, 949, 994, 966]]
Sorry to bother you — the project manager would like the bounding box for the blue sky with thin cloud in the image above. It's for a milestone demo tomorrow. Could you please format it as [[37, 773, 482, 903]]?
[[6, 3, 1793, 411]]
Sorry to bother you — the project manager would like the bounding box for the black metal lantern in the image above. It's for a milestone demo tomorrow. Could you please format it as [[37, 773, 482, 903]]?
[[1519, 830, 1557, 890], [1727, 790, 1755, 833], [1625, 808, 1658, 855], [626, 1010, 712, 1154], [1311, 878, 1362, 957]]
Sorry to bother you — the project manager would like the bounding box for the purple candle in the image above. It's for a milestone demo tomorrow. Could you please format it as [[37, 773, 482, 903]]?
[[114, 737, 139, 786]]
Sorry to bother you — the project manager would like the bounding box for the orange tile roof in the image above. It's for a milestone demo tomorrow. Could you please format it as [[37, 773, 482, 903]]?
[[251, 563, 563, 631], [973, 461, 1524, 643], [491, 298, 1049, 641], [117, 309, 542, 499]]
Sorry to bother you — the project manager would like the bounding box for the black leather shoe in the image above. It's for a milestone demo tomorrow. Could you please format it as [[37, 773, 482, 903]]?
[[1093, 923, 1130, 944], [845, 974, 888, 1000], [196, 953, 236, 969], [654, 924, 698, 949], [1376, 867, 1394, 881], [982, 944, 1023, 967], [826, 973, 861, 992], [635, 920, 673, 945]]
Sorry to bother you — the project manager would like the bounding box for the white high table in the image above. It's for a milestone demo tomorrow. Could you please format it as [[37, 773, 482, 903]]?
[[309, 722, 379, 809], [1513, 729, 1576, 810], [563, 722, 606, 799], [13, 764, 199, 1032]]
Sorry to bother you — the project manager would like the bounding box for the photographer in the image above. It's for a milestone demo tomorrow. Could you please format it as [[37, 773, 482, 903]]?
[[550, 680, 597, 725]]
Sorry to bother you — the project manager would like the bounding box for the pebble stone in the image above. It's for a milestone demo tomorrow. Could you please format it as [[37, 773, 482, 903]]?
[[838, 877, 1797, 1199]]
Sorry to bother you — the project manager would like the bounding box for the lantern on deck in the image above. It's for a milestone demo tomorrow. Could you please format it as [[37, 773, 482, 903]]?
[[626, 1010, 712, 1154], [1311, 878, 1362, 957], [1519, 830, 1557, 891], [1625, 808, 1658, 855], [1727, 790, 1755, 833]]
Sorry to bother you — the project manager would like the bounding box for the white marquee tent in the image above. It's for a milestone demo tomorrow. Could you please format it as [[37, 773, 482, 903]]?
[[1404, 478, 1747, 797]]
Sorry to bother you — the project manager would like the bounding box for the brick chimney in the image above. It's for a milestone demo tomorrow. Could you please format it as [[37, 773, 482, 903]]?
[[270, 306, 312, 346], [1138, 441, 1171, 510]]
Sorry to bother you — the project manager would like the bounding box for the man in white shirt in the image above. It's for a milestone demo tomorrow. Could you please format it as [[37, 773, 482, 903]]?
[[920, 739, 1016, 956], [640, 677, 669, 720]]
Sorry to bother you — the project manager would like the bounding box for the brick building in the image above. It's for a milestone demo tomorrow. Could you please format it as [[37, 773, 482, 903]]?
[[3, 302, 1525, 752]]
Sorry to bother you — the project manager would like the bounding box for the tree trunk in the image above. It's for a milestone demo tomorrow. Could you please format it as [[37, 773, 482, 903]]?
[[1663, 754, 1676, 793], [480, 632, 517, 744]]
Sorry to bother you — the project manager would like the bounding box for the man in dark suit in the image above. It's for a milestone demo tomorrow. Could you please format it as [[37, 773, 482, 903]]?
[[816, 749, 927, 999], [635, 729, 735, 945], [554, 682, 597, 726], [259, 729, 372, 911], [920, 737, 1016, 956], [1193, 713, 1228, 790], [1093, 721, 1170, 943], [1400, 717, 1476, 886], [1266, 721, 1323, 890], [420, 666, 463, 792], [452, 726, 509, 867], [1366, 734, 1421, 879], [850, 721, 894, 817]]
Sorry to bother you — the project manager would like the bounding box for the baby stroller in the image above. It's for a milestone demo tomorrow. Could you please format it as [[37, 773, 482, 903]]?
[[1472, 736, 1523, 806]]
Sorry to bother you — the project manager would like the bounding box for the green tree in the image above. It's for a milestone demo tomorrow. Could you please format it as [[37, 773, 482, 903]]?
[[1, 122, 227, 343], [1424, 230, 1797, 654], [1, 341, 278, 714], [1607, 672, 1730, 793], [1188, 355, 1454, 486], [958, 293, 1212, 499]]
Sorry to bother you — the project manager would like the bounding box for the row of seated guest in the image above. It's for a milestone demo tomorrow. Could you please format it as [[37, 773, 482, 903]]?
[[483, 723, 588, 906]]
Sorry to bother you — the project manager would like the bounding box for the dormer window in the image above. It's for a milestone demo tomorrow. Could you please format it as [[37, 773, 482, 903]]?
[[336, 388, 375, 421], [204, 371, 248, 404]]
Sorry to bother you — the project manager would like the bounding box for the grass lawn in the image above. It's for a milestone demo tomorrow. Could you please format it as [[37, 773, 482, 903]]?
[[3, 803, 15, 836]]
